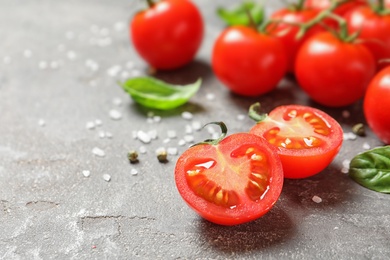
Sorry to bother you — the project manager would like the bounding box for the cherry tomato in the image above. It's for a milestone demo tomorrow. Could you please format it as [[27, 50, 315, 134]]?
[[249, 103, 343, 179], [304, 0, 367, 16], [130, 0, 204, 70], [364, 66, 390, 144], [344, 5, 390, 71], [295, 31, 376, 107], [212, 25, 287, 97], [175, 127, 283, 226], [268, 7, 323, 73]]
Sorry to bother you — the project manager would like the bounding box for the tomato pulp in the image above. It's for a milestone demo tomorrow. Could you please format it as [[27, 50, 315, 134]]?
[[212, 26, 287, 97], [175, 133, 283, 226], [130, 0, 204, 70], [249, 104, 343, 179], [364, 66, 390, 144]]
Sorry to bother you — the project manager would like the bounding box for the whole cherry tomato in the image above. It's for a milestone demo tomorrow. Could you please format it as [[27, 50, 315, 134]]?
[[212, 26, 287, 96], [175, 123, 283, 226], [305, 0, 367, 16], [295, 31, 376, 107], [249, 103, 343, 179], [268, 7, 323, 73], [344, 5, 390, 71], [364, 66, 390, 144], [130, 0, 204, 70]]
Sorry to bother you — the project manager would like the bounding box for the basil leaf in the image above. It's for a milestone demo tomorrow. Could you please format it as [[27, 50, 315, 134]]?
[[120, 77, 201, 110], [348, 146, 390, 193], [216, 1, 264, 27]]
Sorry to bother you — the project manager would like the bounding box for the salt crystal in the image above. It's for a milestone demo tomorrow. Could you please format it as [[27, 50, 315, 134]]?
[[120, 70, 130, 79], [363, 142, 371, 150], [148, 129, 158, 140], [114, 22, 125, 31], [131, 168, 138, 175], [38, 119, 46, 127], [67, 51, 77, 60], [139, 146, 147, 154], [184, 135, 194, 143], [167, 147, 178, 155], [312, 195, 322, 203], [23, 49, 32, 58], [211, 132, 220, 139], [86, 121, 95, 130], [50, 61, 59, 69], [109, 109, 122, 120], [146, 118, 154, 124], [103, 174, 111, 182], [206, 93, 215, 101], [156, 147, 166, 154], [82, 170, 91, 177], [85, 59, 99, 71], [341, 159, 350, 174], [191, 121, 202, 131], [130, 70, 142, 77], [178, 139, 186, 146], [153, 116, 161, 123], [185, 124, 193, 134], [107, 65, 122, 77], [343, 132, 357, 140], [132, 131, 138, 139], [97, 37, 112, 47], [341, 167, 349, 174], [137, 131, 151, 143], [92, 147, 105, 157], [237, 114, 246, 121], [105, 132, 113, 139], [181, 111, 193, 120], [167, 130, 177, 139], [38, 61, 48, 70], [95, 119, 102, 126], [126, 61, 135, 69], [98, 131, 106, 138], [163, 138, 170, 144], [112, 98, 122, 106]]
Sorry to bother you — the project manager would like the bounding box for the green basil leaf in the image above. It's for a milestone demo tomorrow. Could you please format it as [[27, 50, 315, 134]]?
[[216, 1, 264, 27], [348, 146, 390, 193], [120, 77, 201, 110]]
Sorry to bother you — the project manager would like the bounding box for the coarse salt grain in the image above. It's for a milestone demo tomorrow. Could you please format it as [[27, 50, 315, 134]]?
[[163, 138, 170, 144], [107, 65, 122, 77], [38, 119, 46, 127], [178, 139, 186, 146], [131, 168, 138, 175], [206, 93, 215, 101], [92, 147, 105, 157], [112, 97, 122, 106], [98, 131, 106, 138], [184, 135, 194, 143], [23, 49, 32, 58], [109, 109, 122, 120], [103, 174, 111, 182], [139, 146, 147, 154], [86, 121, 95, 130], [82, 170, 91, 177], [343, 132, 357, 141], [167, 147, 178, 155], [237, 114, 246, 121], [185, 124, 193, 134], [105, 132, 113, 139], [137, 131, 151, 144], [95, 119, 102, 126], [312, 195, 322, 203], [39, 61, 48, 70], [363, 142, 371, 150], [67, 50, 77, 60], [148, 129, 158, 140], [181, 111, 193, 120], [167, 130, 177, 139], [191, 121, 202, 131], [153, 116, 161, 123]]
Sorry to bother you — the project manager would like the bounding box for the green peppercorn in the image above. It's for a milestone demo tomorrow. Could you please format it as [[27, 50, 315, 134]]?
[[127, 150, 139, 163], [352, 123, 365, 137], [157, 149, 168, 163]]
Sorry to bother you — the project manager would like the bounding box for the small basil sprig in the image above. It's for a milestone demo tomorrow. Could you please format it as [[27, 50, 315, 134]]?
[[216, 1, 264, 27], [348, 146, 390, 193], [119, 77, 201, 110]]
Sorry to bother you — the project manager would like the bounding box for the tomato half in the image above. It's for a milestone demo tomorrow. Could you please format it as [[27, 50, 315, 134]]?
[[249, 104, 343, 179], [295, 31, 376, 107], [344, 5, 390, 71], [175, 132, 283, 226], [212, 25, 287, 97], [130, 0, 204, 70], [364, 66, 390, 144]]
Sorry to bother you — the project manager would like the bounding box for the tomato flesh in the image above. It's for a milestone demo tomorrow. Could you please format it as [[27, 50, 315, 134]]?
[[175, 133, 283, 226], [250, 105, 343, 179]]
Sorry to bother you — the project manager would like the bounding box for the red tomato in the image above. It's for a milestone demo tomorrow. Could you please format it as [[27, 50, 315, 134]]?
[[268, 8, 323, 73], [364, 66, 390, 144], [175, 132, 283, 226], [304, 0, 367, 16], [130, 0, 204, 70], [249, 104, 343, 179], [344, 6, 390, 71], [295, 31, 376, 107], [212, 25, 287, 97]]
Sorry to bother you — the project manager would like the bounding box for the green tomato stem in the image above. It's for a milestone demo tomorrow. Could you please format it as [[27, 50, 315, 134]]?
[[146, 0, 155, 7], [248, 102, 268, 123], [296, 0, 306, 11], [191, 122, 228, 147]]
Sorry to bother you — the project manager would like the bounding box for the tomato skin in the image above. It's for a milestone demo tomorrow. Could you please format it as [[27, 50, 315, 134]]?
[[175, 133, 283, 226], [364, 66, 390, 144], [249, 105, 343, 179], [305, 0, 367, 16], [130, 0, 204, 70], [295, 32, 376, 107], [344, 6, 390, 71], [268, 8, 323, 73], [212, 26, 287, 97]]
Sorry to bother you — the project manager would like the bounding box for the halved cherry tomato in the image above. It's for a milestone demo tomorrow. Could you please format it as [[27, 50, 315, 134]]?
[[344, 5, 390, 71], [249, 103, 343, 179], [130, 0, 204, 70], [364, 66, 390, 144], [175, 123, 283, 226], [212, 25, 287, 97]]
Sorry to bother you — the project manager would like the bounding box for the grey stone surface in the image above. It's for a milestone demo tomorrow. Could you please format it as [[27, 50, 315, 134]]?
[[1, 0, 389, 259]]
